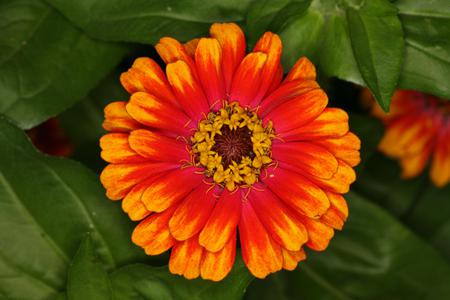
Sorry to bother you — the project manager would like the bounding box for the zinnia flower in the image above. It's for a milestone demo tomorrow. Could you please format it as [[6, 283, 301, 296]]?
[[365, 89, 450, 187], [100, 23, 360, 281]]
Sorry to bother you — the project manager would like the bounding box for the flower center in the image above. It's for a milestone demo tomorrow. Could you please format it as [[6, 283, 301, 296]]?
[[191, 102, 274, 191]]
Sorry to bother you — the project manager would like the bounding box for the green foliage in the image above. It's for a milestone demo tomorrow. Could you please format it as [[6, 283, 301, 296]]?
[[0, 0, 449, 299], [247, 0, 450, 109], [246, 193, 450, 299], [67, 235, 112, 300], [0, 0, 127, 129], [110, 259, 252, 300]]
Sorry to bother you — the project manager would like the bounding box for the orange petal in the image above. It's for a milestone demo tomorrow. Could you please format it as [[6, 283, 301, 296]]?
[[126, 92, 192, 136], [251, 32, 283, 106], [128, 129, 189, 162], [169, 183, 216, 241], [103, 101, 141, 133], [400, 149, 431, 179], [199, 189, 241, 252], [267, 65, 284, 94], [200, 232, 236, 281], [320, 192, 349, 230], [166, 60, 209, 121], [156, 37, 197, 75], [169, 236, 204, 279], [272, 141, 338, 179], [100, 163, 176, 200], [184, 38, 200, 57], [122, 178, 154, 221], [260, 80, 320, 115], [230, 52, 267, 106], [195, 38, 226, 108], [249, 186, 308, 251], [100, 133, 146, 164], [282, 248, 306, 271], [430, 128, 450, 187], [305, 159, 356, 194], [378, 114, 425, 157], [300, 216, 334, 251], [263, 167, 330, 219], [132, 206, 176, 255], [141, 168, 203, 213], [284, 57, 316, 82], [210, 23, 246, 93], [265, 89, 328, 133], [239, 201, 283, 279], [120, 57, 177, 105], [314, 132, 361, 167], [280, 108, 349, 141]]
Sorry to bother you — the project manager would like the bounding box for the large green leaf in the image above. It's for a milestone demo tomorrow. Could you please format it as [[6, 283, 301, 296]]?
[[110, 258, 253, 300], [59, 70, 128, 173], [46, 0, 253, 44], [0, 116, 145, 299], [67, 235, 111, 300], [248, 0, 449, 109], [396, 0, 450, 100], [245, 0, 312, 46], [0, 0, 127, 129], [346, 0, 404, 111], [245, 192, 450, 299]]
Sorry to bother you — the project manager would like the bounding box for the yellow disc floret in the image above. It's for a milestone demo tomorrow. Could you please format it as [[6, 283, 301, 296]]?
[[191, 102, 274, 191]]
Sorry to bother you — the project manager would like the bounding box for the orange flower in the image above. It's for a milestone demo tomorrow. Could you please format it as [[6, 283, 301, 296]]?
[[100, 23, 361, 281], [366, 90, 450, 187]]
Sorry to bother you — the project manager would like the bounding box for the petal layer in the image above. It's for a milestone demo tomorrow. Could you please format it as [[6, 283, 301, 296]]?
[[132, 206, 176, 255], [103, 102, 141, 132], [169, 183, 217, 241], [141, 168, 203, 213], [249, 186, 308, 251], [169, 237, 204, 279], [272, 141, 338, 179], [128, 129, 189, 162], [120, 57, 177, 104], [166, 60, 209, 121], [199, 189, 241, 252], [265, 88, 328, 133], [263, 167, 330, 218], [239, 201, 283, 278], [100, 163, 175, 200], [280, 108, 349, 141], [210, 23, 246, 92], [126, 92, 192, 136], [100, 133, 145, 164], [200, 232, 236, 281], [195, 38, 226, 108], [230, 52, 267, 106]]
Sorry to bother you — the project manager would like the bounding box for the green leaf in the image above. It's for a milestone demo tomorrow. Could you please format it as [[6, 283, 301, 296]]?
[[251, 0, 449, 109], [46, 0, 254, 44], [396, 0, 450, 100], [111, 258, 253, 300], [405, 184, 450, 262], [346, 0, 404, 111], [246, 192, 450, 299], [59, 70, 128, 173], [278, 8, 324, 67], [67, 235, 111, 300], [0, 0, 127, 129], [245, 0, 312, 46], [0, 116, 144, 299]]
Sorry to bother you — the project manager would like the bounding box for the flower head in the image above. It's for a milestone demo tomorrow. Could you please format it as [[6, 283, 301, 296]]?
[[366, 89, 450, 187], [100, 23, 360, 281]]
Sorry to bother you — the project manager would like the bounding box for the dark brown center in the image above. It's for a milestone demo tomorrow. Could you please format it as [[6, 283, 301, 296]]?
[[212, 126, 255, 168]]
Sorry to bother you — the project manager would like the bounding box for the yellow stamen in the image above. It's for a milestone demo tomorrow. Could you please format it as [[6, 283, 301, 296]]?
[[191, 102, 274, 191]]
